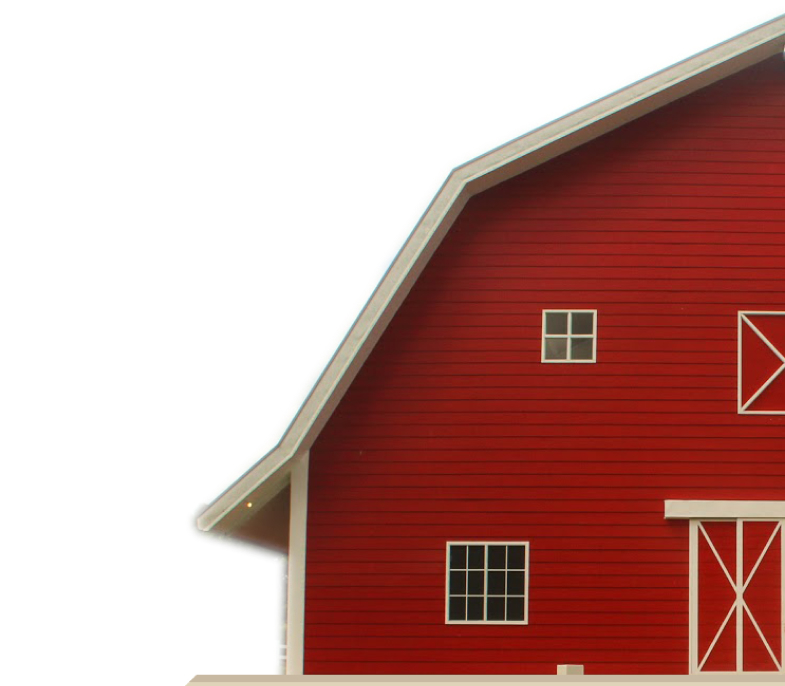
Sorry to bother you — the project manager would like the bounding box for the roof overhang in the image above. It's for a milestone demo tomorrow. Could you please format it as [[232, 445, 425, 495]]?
[[198, 15, 785, 536]]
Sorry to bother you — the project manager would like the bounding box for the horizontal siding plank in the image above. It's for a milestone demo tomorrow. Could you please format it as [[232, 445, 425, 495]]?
[[509, 180, 785, 196], [312, 459, 785, 478], [340, 389, 736, 404], [305, 609, 686, 625], [308, 497, 669, 514], [312, 437, 785, 451], [414, 265, 785, 280], [305, 508, 748, 526], [413, 278, 785, 294], [311, 448, 783, 464], [429, 252, 785, 269], [357, 362, 736, 377], [404, 290, 785, 305], [305, 664, 686, 676], [305, 574, 686, 595], [601, 136, 785, 153], [305, 600, 687, 617], [330, 410, 768, 425], [319, 425, 785, 441], [472, 194, 785, 210], [307, 561, 686, 577], [309, 485, 785, 500], [369, 343, 736, 358], [309, 473, 785, 490], [305, 652, 688, 667], [351, 374, 736, 390], [436, 241, 785, 257], [307, 529, 682, 546], [305, 635, 686, 652], [305, 533, 687, 549]]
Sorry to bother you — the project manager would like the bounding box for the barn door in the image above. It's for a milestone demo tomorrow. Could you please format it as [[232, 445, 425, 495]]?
[[691, 519, 784, 673]]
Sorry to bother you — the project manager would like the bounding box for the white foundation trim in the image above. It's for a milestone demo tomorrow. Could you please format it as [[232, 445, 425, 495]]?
[[285, 451, 309, 675], [665, 500, 785, 520]]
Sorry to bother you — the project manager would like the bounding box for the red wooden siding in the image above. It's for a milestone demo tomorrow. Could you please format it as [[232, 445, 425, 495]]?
[[305, 56, 785, 675]]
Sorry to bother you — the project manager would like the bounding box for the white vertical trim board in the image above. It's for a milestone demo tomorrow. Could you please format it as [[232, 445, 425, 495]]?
[[689, 519, 698, 675], [736, 520, 744, 673], [285, 451, 309, 676]]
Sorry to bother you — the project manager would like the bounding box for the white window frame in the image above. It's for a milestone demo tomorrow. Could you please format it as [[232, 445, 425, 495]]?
[[445, 541, 530, 625], [737, 311, 785, 415], [541, 309, 597, 363]]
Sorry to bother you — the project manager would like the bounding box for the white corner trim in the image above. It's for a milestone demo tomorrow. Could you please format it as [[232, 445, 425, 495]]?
[[285, 451, 309, 676], [665, 500, 785, 520]]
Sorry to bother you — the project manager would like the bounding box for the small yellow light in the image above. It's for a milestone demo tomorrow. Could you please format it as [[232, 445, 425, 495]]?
[[246, 502, 253, 508]]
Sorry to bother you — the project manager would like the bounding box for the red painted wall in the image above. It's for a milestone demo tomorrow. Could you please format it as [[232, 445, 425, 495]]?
[[304, 56, 785, 675]]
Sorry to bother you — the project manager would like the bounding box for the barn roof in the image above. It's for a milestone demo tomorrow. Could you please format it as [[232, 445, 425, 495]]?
[[197, 15, 785, 535]]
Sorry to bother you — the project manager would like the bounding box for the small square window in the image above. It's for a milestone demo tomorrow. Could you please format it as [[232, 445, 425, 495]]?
[[446, 542, 530, 624], [542, 310, 597, 363]]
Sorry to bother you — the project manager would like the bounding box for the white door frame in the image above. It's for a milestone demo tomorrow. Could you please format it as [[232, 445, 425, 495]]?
[[665, 500, 785, 675]]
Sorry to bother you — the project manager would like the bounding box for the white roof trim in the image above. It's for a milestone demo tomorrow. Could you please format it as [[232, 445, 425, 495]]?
[[198, 15, 785, 533], [665, 500, 785, 520]]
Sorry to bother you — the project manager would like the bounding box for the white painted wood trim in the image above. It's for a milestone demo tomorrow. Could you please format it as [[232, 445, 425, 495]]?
[[689, 519, 698, 675], [444, 541, 530, 625], [690, 519, 785, 674], [736, 520, 744, 673], [541, 309, 598, 363], [665, 500, 785, 520], [285, 451, 309, 676], [198, 16, 785, 534], [738, 311, 785, 415]]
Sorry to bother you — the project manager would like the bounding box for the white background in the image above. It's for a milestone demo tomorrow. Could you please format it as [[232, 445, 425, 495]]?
[[2, 2, 784, 684]]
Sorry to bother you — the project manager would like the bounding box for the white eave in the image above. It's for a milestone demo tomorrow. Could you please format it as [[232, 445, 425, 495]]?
[[198, 15, 785, 534]]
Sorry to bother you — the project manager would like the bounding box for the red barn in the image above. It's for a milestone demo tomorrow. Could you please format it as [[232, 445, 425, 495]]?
[[199, 16, 785, 677]]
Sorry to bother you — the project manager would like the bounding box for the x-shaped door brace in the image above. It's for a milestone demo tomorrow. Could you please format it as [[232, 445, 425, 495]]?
[[698, 521, 783, 672]]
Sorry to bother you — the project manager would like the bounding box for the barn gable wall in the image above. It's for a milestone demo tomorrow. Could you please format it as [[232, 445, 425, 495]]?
[[304, 56, 785, 675]]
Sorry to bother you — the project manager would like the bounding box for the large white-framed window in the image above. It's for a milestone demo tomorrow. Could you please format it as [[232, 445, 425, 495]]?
[[541, 309, 597, 363], [737, 311, 785, 414], [445, 541, 529, 625]]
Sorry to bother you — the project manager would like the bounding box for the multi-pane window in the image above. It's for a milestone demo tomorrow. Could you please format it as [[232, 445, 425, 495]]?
[[542, 309, 597, 362], [446, 542, 529, 624]]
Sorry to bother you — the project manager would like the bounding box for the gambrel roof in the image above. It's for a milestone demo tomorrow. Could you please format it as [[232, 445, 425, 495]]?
[[197, 15, 785, 535]]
